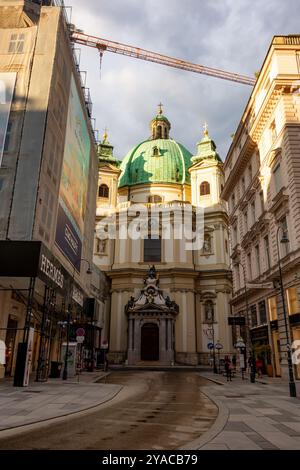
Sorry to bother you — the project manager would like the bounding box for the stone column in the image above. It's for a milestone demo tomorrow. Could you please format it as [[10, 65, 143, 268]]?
[[167, 318, 174, 362], [127, 318, 133, 364], [159, 318, 167, 363], [133, 317, 141, 364]]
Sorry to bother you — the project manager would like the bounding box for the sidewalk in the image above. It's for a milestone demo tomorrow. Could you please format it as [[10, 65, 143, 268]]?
[[192, 371, 300, 450], [0, 371, 121, 433]]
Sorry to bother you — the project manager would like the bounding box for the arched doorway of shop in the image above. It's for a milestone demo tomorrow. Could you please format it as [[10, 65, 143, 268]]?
[[141, 323, 159, 361]]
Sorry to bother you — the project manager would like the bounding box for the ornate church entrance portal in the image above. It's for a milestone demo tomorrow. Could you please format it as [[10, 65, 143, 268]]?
[[125, 266, 179, 365], [141, 323, 159, 361]]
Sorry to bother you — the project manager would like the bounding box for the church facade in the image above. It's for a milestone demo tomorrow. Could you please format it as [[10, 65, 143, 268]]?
[[94, 108, 233, 366]]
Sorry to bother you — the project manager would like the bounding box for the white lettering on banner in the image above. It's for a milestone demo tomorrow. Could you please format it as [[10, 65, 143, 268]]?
[[65, 224, 79, 255], [40, 254, 64, 289]]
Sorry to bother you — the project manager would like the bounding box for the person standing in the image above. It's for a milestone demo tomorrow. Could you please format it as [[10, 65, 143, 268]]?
[[256, 357, 263, 378], [224, 355, 232, 381]]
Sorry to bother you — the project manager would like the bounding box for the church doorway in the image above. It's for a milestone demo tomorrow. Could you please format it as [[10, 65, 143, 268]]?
[[141, 323, 159, 361]]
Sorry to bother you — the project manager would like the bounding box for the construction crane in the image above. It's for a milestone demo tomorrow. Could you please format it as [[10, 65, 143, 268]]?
[[71, 31, 256, 87]]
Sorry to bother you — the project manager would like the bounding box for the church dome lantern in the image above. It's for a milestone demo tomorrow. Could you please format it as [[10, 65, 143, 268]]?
[[151, 103, 171, 140], [118, 105, 192, 188]]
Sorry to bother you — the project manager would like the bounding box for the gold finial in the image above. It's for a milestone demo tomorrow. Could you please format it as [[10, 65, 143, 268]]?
[[203, 122, 209, 136], [158, 102, 163, 115], [103, 127, 108, 142]]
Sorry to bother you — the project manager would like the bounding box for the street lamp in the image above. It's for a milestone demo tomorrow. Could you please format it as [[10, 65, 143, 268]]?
[[234, 260, 256, 383], [276, 226, 297, 398], [210, 307, 218, 374], [62, 258, 92, 381]]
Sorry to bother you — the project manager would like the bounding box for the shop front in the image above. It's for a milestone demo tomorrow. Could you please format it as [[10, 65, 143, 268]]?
[[0, 241, 89, 385]]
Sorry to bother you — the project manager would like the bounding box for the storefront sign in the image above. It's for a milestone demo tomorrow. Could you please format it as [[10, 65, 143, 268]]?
[[246, 282, 273, 289], [39, 254, 64, 290], [228, 316, 246, 326], [72, 284, 84, 307]]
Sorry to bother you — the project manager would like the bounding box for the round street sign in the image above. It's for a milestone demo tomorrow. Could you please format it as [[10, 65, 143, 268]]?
[[215, 342, 223, 350], [235, 340, 246, 348], [207, 342, 214, 350], [76, 328, 85, 337], [76, 336, 85, 343]]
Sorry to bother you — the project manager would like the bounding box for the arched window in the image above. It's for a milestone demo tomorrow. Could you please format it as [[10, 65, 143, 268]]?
[[200, 181, 210, 196], [148, 195, 162, 203], [153, 146, 159, 156], [204, 300, 214, 322], [157, 125, 162, 139], [98, 184, 109, 198]]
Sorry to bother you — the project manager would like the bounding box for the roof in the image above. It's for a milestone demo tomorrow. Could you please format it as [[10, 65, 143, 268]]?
[[118, 138, 193, 188]]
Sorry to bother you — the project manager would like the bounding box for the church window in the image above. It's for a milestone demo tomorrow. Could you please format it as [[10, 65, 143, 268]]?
[[200, 181, 210, 196], [148, 195, 162, 203], [144, 237, 161, 262], [157, 125, 162, 139], [204, 300, 214, 322], [98, 184, 109, 198], [153, 146, 159, 156]]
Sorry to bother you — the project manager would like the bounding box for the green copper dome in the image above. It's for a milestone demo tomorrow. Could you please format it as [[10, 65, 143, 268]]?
[[118, 138, 192, 188]]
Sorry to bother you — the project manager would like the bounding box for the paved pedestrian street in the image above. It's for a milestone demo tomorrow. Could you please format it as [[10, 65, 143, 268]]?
[[197, 372, 300, 450], [0, 370, 300, 450]]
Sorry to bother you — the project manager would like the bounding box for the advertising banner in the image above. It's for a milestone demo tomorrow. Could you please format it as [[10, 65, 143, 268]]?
[[0, 72, 17, 166], [23, 327, 35, 387], [55, 75, 91, 268]]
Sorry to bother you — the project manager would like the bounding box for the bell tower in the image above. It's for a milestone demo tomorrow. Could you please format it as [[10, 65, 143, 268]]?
[[189, 124, 225, 208]]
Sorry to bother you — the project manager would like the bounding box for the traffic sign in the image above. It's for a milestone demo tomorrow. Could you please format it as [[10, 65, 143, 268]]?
[[207, 342, 214, 350], [76, 336, 85, 343], [215, 342, 223, 350], [76, 328, 85, 337], [235, 340, 246, 348]]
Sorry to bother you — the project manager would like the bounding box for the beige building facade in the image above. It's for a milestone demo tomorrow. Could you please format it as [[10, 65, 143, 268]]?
[[222, 35, 300, 380], [94, 112, 233, 366]]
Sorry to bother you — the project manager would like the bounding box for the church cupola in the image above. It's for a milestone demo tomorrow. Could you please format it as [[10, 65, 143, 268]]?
[[191, 123, 222, 164], [97, 129, 119, 167], [150, 103, 171, 140]]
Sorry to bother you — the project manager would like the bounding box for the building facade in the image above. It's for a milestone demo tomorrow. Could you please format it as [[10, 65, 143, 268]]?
[[94, 109, 233, 366], [0, 1, 106, 381], [222, 35, 300, 380]]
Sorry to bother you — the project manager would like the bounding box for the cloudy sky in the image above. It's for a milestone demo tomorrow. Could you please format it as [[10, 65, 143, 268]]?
[[67, 0, 300, 160]]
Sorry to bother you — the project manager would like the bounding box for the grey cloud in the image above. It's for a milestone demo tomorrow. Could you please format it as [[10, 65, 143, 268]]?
[[67, 0, 300, 160]]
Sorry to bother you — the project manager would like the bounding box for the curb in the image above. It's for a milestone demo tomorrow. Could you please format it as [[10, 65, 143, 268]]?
[[179, 376, 229, 450], [0, 383, 122, 440]]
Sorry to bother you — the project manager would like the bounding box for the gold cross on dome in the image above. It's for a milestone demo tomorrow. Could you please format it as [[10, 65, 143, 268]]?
[[203, 122, 209, 136], [158, 102, 163, 115], [103, 127, 108, 142]]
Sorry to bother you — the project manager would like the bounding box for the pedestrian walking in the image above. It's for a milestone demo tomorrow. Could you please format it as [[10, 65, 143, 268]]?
[[256, 357, 263, 378], [224, 355, 232, 381]]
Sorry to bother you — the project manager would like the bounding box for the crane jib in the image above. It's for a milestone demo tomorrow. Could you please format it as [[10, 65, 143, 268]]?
[[71, 32, 256, 87]]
